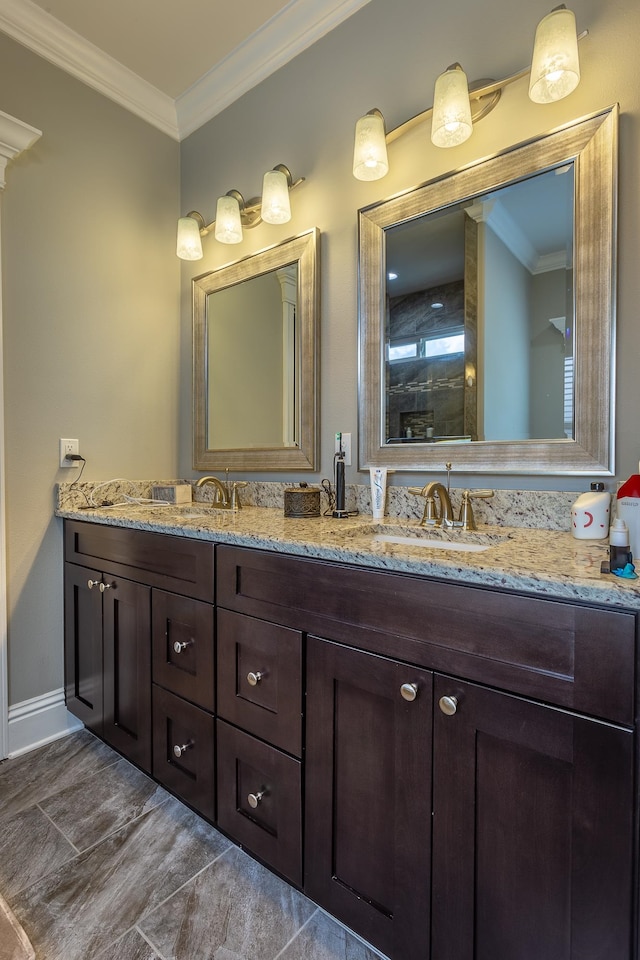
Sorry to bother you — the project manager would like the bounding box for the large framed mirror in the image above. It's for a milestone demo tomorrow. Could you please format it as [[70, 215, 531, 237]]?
[[359, 106, 617, 474], [194, 228, 319, 471]]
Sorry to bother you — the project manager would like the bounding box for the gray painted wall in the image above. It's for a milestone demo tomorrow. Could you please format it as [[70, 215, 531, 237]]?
[[0, 35, 180, 704], [179, 0, 640, 492]]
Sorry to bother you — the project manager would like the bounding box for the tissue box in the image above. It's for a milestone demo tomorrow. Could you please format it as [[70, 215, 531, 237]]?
[[151, 483, 192, 505]]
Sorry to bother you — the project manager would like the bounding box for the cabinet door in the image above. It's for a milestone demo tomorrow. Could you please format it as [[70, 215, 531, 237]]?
[[305, 637, 433, 960], [64, 563, 103, 732], [432, 675, 634, 960], [102, 575, 152, 772]]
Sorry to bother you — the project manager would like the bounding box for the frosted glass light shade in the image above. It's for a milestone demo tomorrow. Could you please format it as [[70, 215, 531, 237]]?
[[176, 216, 203, 260], [431, 64, 473, 148], [529, 7, 580, 104], [215, 195, 243, 244], [261, 169, 291, 224], [353, 112, 389, 181]]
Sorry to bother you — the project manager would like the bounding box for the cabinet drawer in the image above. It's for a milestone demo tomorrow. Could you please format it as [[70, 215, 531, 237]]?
[[152, 685, 215, 821], [217, 545, 636, 725], [217, 719, 302, 887], [217, 609, 302, 757], [65, 520, 214, 601], [152, 591, 215, 711]]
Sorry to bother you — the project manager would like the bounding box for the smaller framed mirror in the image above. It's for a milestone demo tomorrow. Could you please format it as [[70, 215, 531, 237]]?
[[193, 228, 319, 471]]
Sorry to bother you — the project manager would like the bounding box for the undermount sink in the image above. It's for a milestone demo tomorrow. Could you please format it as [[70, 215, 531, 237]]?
[[153, 503, 229, 518], [352, 523, 510, 553]]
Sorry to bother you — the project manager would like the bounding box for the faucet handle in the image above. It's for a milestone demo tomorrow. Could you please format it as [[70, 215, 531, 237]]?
[[468, 489, 494, 500], [230, 481, 248, 510], [458, 489, 494, 531]]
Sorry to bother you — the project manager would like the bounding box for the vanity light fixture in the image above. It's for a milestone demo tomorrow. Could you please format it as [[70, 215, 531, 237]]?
[[176, 164, 304, 259], [352, 5, 585, 180]]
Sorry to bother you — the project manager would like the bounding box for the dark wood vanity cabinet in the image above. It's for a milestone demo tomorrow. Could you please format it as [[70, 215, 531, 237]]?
[[64, 521, 215, 783], [64, 524, 638, 960], [217, 544, 638, 960]]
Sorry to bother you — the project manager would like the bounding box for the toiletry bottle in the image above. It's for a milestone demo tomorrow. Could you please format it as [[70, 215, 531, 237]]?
[[571, 482, 610, 540], [616, 463, 640, 560], [609, 518, 632, 571]]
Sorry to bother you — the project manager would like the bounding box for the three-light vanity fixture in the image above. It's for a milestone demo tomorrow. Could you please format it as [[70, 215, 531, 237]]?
[[176, 163, 304, 260], [353, 5, 584, 181]]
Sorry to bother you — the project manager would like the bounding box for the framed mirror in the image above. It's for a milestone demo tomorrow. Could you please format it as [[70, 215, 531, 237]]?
[[194, 228, 319, 471], [358, 106, 617, 474]]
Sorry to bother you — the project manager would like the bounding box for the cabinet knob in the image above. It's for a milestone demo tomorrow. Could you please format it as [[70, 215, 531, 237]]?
[[439, 695, 458, 716], [247, 671, 265, 686], [87, 579, 100, 590], [173, 740, 193, 758], [247, 789, 266, 809], [400, 682, 418, 702], [99, 581, 112, 593], [173, 639, 194, 654]]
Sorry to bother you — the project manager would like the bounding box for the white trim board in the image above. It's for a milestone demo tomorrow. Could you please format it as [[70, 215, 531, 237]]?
[[0, 0, 373, 140], [7, 687, 83, 758]]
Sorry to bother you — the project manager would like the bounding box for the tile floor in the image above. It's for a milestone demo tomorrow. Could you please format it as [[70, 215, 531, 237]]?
[[0, 729, 383, 960]]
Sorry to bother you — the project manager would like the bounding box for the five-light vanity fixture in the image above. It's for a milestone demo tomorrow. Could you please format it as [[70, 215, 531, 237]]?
[[176, 163, 304, 260], [353, 5, 584, 181]]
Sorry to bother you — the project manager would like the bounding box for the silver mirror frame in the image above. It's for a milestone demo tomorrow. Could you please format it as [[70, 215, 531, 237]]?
[[193, 228, 319, 471], [358, 106, 618, 475]]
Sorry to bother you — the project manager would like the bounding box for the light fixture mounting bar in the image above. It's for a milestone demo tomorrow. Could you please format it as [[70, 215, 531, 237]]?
[[384, 28, 588, 146]]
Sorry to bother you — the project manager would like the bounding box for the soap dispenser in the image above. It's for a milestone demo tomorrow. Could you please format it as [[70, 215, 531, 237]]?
[[609, 518, 632, 572], [571, 482, 610, 540]]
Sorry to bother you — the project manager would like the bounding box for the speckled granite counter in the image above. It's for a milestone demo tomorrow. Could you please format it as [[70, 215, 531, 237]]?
[[55, 500, 640, 611]]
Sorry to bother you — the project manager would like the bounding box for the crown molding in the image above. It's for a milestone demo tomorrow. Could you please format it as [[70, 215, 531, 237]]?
[[0, 0, 372, 141], [0, 108, 41, 188], [176, 0, 373, 139], [0, 0, 179, 138]]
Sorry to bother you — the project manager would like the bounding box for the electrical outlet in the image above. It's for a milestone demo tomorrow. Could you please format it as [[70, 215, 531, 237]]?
[[334, 432, 352, 465], [59, 438, 80, 468]]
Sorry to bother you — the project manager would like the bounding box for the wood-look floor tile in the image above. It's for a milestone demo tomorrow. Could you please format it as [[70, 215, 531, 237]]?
[[277, 911, 384, 960], [0, 731, 119, 822], [94, 928, 162, 960], [139, 845, 316, 960], [39, 757, 169, 851], [9, 795, 231, 960], [0, 805, 76, 899]]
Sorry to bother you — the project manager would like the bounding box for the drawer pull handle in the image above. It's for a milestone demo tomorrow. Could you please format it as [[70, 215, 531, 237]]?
[[173, 740, 193, 758], [439, 695, 458, 716], [247, 671, 265, 686], [173, 639, 194, 654], [247, 789, 266, 809], [87, 579, 100, 590], [99, 582, 112, 593], [400, 682, 418, 702]]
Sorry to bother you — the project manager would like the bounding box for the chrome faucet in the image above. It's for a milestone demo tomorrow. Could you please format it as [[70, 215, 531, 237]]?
[[195, 474, 247, 510], [408, 481, 454, 527]]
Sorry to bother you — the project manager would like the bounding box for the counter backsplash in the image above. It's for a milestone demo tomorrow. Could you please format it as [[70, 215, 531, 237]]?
[[56, 479, 588, 532]]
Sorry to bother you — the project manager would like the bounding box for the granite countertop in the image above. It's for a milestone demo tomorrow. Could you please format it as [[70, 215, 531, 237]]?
[[56, 501, 640, 611]]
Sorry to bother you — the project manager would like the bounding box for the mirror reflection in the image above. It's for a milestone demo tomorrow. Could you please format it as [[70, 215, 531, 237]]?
[[207, 263, 298, 449], [384, 166, 574, 446]]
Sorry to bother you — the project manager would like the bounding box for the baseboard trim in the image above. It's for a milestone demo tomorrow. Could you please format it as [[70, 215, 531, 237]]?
[[7, 688, 83, 758]]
